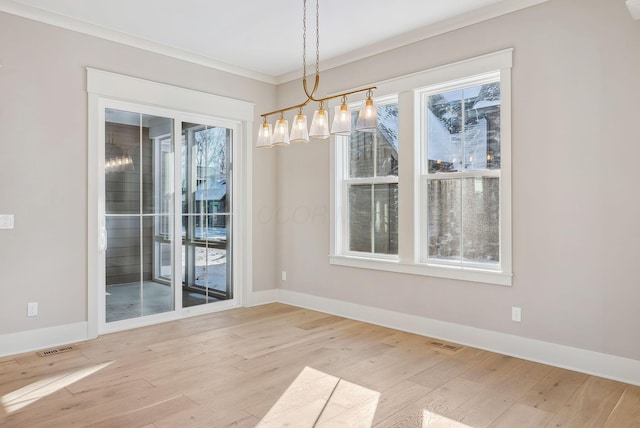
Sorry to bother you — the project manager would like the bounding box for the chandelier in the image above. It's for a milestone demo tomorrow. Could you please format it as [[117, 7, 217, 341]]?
[[256, 0, 378, 148]]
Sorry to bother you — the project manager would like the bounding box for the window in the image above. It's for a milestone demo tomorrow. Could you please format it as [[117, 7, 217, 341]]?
[[421, 75, 502, 270], [340, 98, 399, 258], [331, 50, 512, 285]]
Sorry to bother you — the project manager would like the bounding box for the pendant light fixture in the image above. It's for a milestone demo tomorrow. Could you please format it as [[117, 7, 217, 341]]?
[[256, 118, 273, 148], [309, 101, 330, 139], [355, 90, 378, 132], [330, 96, 351, 136], [256, 0, 377, 148], [272, 114, 290, 146], [290, 109, 310, 143]]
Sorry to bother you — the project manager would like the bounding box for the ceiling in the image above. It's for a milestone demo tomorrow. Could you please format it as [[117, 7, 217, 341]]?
[[4, 0, 550, 83]]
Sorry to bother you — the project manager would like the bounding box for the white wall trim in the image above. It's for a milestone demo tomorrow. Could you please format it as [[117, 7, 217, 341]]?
[[277, 289, 640, 387], [0, 0, 550, 86], [246, 289, 279, 307], [0, 322, 89, 358]]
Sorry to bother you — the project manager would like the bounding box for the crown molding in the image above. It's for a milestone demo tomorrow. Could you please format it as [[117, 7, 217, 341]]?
[[1, 0, 554, 86], [276, 0, 552, 84], [0, 0, 278, 84]]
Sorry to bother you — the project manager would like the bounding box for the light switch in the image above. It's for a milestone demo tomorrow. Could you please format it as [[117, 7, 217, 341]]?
[[0, 215, 14, 229]]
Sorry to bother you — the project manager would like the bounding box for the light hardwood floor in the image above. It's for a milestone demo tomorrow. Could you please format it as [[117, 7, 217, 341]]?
[[0, 303, 638, 427]]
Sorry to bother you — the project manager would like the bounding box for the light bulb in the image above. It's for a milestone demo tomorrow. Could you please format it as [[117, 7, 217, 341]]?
[[309, 106, 330, 139], [290, 113, 309, 144], [330, 101, 351, 136], [256, 121, 273, 148]]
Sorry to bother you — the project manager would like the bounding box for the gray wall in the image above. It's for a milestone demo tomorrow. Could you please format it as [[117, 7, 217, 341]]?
[[275, 0, 640, 360], [0, 11, 278, 335], [2, 0, 639, 365]]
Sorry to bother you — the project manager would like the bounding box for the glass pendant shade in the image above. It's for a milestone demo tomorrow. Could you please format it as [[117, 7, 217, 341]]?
[[355, 96, 378, 132], [272, 117, 290, 146], [330, 103, 351, 136], [256, 121, 273, 148], [309, 107, 330, 140], [290, 113, 310, 143]]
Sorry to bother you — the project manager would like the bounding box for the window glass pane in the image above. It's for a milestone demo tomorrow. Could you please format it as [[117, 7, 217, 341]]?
[[142, 216, 173, 316], [105, 216, 142, 322], [427, 90, 463, 173], [142, 115, 173, 214], [426, 83, 501, 173], [349, 102, 399, 178], [376, 103, 399, 177], [105, 109, 141, 214], [181, 123, 233, 307], [464, 83, 501, 171], [373, 183, 398, 255], [427, 179, 461, 261], [462, 177, 500, 263], [348, 126, 374, 178], [349, 185, 372, 252]]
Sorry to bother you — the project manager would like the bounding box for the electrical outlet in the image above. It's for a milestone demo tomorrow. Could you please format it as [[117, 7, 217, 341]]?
[[0, 214, 14, 229], [281, 271, 287, 281], [512, 306, 521, 322], [27, 302, 38, 317]]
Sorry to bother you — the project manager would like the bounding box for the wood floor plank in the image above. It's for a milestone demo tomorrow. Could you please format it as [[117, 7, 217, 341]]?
[[0, 359, 19, 374], [545, 376, 627, 428], [372, 380, 434, 424], [443, 389, 513, 428], [0, 304, 637, 428], [2, 378, 155, 425], [84, 395, 199, 428], [488, 403, 554, 428], [518, 367, 588, 413], [603, 386, 640, 428], [154, 406, 258, 428], [409, 346, 490, 390], [421, 378, 487, 416]]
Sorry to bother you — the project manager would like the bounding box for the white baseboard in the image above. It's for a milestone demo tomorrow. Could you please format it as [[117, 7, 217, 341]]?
[[277, 289, 640, 387], [5, 290, 639, 387], [0, 322, 89, 358], [0, 288, 279, 358], [246, 289, 279, 307]]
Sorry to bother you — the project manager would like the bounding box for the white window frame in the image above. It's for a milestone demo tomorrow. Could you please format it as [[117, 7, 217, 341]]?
[[330, 49, 513, 286]]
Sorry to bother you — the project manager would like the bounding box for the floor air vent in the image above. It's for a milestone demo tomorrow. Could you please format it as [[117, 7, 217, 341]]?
[[428, 340, 463, 353], [37, 346, 74, 357]]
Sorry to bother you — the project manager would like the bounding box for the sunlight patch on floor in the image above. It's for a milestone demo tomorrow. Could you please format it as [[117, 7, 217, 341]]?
[[1, 361, 113, 414], [257, 366, 380, 427], [423, 409, 473, 427]]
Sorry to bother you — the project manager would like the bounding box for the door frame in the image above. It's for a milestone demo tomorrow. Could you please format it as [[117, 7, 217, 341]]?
[[87, 68, 254, 337]]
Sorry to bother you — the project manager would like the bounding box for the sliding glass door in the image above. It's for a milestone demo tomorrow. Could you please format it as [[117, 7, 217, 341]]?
[[181, 123, 233, 307], [100, 103, 237, 331]]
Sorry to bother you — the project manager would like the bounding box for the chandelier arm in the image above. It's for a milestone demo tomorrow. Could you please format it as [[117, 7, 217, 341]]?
[[260, 86, 377, 119], [303, 74, 320, 99], [314, 86, 377, 104]]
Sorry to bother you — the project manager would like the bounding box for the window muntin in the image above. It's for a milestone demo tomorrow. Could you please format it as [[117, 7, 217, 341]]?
[[422, 77, 502, 269], [344, 99, 399, 257]]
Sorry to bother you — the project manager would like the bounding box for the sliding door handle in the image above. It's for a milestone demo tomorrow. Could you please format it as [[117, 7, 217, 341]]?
[[98, 227, 108, 253]]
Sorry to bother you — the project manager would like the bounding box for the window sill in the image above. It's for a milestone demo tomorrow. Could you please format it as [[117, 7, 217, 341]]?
[[329, 255, 512, 286]]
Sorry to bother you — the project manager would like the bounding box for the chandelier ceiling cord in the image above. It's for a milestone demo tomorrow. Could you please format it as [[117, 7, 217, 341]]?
[[256, 0, 378, 148]]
